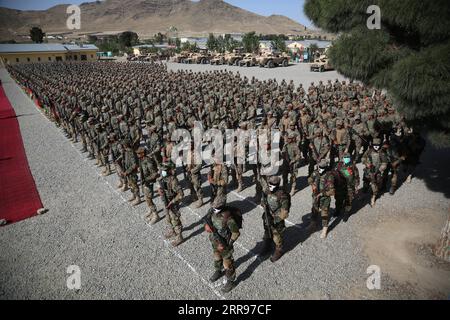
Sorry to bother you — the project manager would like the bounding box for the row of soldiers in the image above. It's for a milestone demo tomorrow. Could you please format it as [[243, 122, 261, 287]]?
[[7, 61, 425, 293]]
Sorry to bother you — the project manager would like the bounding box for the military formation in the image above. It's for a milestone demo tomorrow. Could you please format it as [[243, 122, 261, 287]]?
[[7, 61, 426, 293]]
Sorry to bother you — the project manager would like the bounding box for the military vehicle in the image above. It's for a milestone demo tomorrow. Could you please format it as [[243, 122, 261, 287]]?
[[189, 50, 212, 64], [310, 55, 334, 72], [257, 52, 290, 68], [225, 48, 244, 66], [239, 53, 258, 67], [172, 51, 191, 63], [210, 53, 226, 65]]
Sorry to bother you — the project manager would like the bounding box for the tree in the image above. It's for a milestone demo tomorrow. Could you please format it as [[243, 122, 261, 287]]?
[[87, 35, 98, 44], [154, 32, 165, 45], [305, 0, 450, 262], [119, 31, 139, 48], [304, 0, 450, 148], [242, 32, 260, 53], [30, 27, 45, 43], [271, 36, 287, 52], [206, 33, 218, 52]]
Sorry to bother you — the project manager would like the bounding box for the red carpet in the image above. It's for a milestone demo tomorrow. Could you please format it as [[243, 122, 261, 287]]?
[[0, 84, 43, 225]]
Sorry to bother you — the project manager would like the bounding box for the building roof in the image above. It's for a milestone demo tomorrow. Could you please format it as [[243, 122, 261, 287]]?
[[0, 43, 99, 54], [0, 44, 67, 53]]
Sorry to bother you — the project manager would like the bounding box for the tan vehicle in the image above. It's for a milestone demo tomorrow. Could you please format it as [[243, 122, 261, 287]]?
[[210, 53, 226, 65], [310, 55, 334, 72], [225, 48, 244, 66], [239, 53, 258, 67], [191, 50, 212, 64], [257, 52, 290, 68], [172, 51, 191, 63]]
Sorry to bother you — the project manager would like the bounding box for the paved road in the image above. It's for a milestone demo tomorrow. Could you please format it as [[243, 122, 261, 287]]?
[[0, 65, 448, 300]]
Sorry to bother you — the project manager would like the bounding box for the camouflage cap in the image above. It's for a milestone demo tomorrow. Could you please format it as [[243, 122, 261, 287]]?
[[372, 138, 382, 145], [268, 176, 281, 185]]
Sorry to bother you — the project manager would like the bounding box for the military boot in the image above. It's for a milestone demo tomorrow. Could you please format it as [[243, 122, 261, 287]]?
[[221, 271, 236, 293], [131, 195, 141, 206], [81, 147, 88, 153], [406, 174, 412, 183], [116, 180, 124, 189], [172, 233, 184, 247], [148, 212, 160, 225], [270, 246, 284, 263], [121, 183, 129, 192], [320, 227, 328, 239], [164, 229, 176, 239], [209, 270, 224, 283], [389, 186, 396, 195]]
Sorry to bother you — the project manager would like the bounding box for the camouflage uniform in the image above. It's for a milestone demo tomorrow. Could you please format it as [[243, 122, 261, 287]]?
[[208, 161, 228, 204], [308, 160, 335, 239], [334, 154, 360, 219], [362, 138, 389, 207], [137, 148, 160, 224], [159, 163, 184, 246], [260, 176, 290, 262], [205, 197, 241, 293], [122, 140, 141, 206], [282, 135, 301, 195]]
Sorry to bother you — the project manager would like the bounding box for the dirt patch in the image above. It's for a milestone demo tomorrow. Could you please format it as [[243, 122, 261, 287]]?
[[361, 207, 450, 299]]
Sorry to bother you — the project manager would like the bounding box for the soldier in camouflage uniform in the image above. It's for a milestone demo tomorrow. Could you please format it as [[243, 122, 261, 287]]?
[[185, 143, 204, 208], [334, 153, 360, 221], [97, 124, 111, 176], [308, 128, 331, 177], [308, 159, 336, 239], [260, 176, 291, 262], [120, 139, 141, 206], [204, 196, 241, 293], [158, 162, 184, 247], [362, 138, 389, 207], [282, 133, 302, 195], [137, 147, 160, 225], [208, 157, 228, 204]]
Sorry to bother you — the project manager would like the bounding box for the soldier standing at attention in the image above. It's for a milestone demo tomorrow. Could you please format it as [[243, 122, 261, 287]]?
[[185, 143, 204, 208], [137, 147, 160, 225], [204, 196, 241, 293], [362, 138, 389, 207], [334, 153, 360, 222], [159, 162, 184, 247], [308, 159, 336, 239], [260, 176, 291, 262], [120, 139, 141, 206], [282, 133, 302, 195], [208, 156, 228, 204]]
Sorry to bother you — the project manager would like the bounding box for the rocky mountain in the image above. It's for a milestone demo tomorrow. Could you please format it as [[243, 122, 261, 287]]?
[[0, 0, 312, 41]]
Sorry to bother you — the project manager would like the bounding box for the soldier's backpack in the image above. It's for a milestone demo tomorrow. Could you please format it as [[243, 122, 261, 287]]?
[[223, 206, 243, 230]]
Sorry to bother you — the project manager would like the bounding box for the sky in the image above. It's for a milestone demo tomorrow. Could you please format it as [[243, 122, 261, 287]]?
[[0, 0, 313, 27]]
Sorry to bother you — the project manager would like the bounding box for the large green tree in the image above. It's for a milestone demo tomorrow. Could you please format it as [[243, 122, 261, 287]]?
[[305, 0, 450, 148], [119, 31, 139, 48], [30, 27, 45, 43], [242, 32, 260, 53], [305, 0, 450, 263]]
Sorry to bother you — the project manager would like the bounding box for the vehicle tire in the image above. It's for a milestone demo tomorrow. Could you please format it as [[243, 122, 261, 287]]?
[[235, 60, 240, 66], [246, 62, 250, 67], [201, 59, 205, 64], [267, 60, 275, 68], [282, 59, 288, 67], [320, 66, 324, 72]]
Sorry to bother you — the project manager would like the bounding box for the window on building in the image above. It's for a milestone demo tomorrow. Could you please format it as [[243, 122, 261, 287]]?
[[16, 58, 19, 63], [81, 55, 87, 61], [74, 55, 78, 61], [38, 57, 41, 62], [48, 57, 52, 61], [27, 57, 30, 62], [56, 56, 63, 62], [91, 55, 94, 58]]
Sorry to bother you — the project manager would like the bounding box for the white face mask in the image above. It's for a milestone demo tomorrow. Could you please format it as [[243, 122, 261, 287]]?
[[373, 146, 380, 151], [318, 168, 326, 175], [213, 208, 222, 214], [161, 170, 168, 178], [269, 184, 277, 192]]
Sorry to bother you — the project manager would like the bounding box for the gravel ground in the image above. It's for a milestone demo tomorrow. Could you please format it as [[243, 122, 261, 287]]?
[[0, 64, 449, 300]]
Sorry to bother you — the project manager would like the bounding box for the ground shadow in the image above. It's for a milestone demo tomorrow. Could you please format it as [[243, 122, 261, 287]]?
[[235, 241, 270, 286]]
